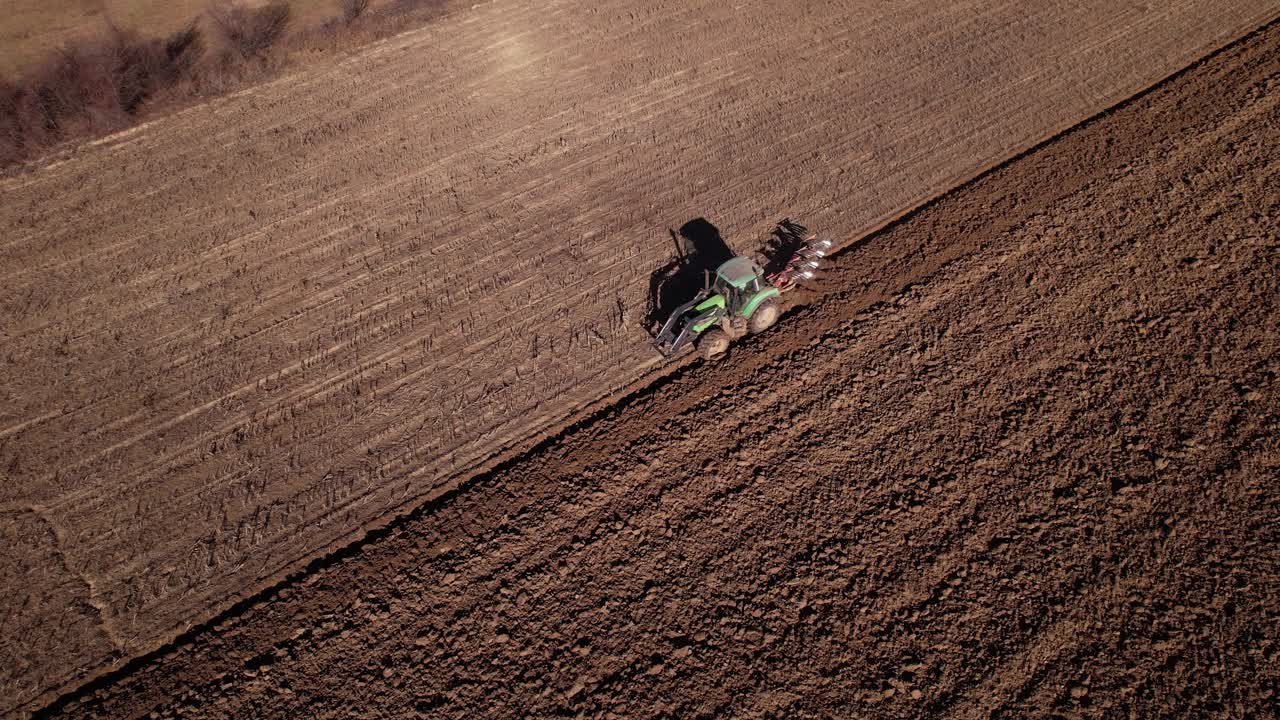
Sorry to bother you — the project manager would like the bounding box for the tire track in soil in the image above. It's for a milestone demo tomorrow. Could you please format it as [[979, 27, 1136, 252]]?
[[35, 17, 1280, 720]]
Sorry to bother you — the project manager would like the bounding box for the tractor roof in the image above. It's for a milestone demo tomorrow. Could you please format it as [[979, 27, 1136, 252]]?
[[715, 256, 760, 289]]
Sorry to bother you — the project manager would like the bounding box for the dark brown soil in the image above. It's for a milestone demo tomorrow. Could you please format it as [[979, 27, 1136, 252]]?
[[40, 17, 1280, 720]]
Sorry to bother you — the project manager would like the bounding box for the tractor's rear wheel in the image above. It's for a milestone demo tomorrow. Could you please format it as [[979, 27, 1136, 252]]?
[[699, 328, 730, 360], [748, 298, 780, 334]]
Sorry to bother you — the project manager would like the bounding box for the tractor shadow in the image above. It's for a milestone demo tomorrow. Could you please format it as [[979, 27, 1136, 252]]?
[[645, 218, 734, 334]]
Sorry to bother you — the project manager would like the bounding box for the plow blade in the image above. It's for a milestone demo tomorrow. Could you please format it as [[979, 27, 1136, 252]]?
[[768, 219, 832, 292]]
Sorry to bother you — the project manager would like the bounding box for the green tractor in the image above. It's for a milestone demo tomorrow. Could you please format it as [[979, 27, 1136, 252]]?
[[654, 220, 829, 360]]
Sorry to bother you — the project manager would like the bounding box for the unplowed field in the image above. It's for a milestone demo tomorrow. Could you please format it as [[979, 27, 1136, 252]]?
[[2, 0, 1278, 716]]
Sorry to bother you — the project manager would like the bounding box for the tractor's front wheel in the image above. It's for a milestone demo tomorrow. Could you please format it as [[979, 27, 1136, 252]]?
[[699, 329, 730, 360], [748, 298, 780, 334]]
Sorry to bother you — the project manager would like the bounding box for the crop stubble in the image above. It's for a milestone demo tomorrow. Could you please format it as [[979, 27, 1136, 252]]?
[[1, 0, 1278, 714]]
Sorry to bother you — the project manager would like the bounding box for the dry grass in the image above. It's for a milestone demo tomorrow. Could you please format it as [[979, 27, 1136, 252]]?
[[1, 24, 205, 165], [0, 0, 452, 169], [341, 0, 372, 23], [0, 1, 340, 78], [208, 2, 292, 59]]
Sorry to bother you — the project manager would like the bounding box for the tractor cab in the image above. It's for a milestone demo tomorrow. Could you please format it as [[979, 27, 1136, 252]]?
[[711, 256, 769, 316]]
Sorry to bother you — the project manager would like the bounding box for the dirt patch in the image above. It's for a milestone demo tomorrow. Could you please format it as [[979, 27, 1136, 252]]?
[[40, 17, 1280, 720]]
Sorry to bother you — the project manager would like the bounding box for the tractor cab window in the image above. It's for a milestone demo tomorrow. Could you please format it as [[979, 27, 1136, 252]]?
[[713, 275, 733, 300], [719, 280, 745, 311]]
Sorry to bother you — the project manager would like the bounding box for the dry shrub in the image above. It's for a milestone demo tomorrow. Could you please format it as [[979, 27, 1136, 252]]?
[[1, 0, 459, 168], [340, 0, 371, 23], [208, 1, 292, 60], [3, 83, 59, 162], [0, 82, 24, 166], [0, 24, 204, 165], [161, 24, 206, 85], [36, 40, 131, 131]]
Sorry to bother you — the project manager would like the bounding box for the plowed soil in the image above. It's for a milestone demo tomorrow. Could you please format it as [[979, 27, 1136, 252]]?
[[30, 15, 1280, 720]]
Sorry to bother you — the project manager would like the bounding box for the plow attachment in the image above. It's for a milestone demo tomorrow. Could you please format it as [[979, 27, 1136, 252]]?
[[766, 218, 832, 293]]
